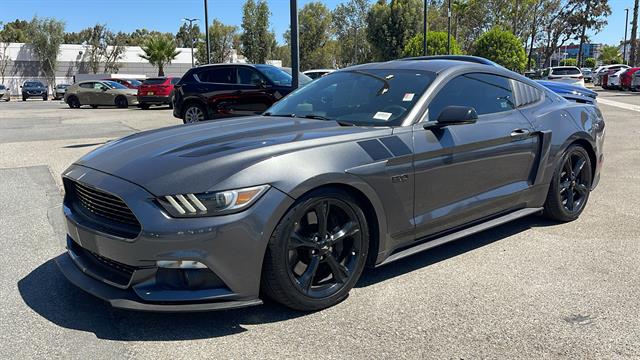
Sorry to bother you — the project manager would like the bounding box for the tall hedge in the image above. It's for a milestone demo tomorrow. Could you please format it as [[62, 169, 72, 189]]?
[[402, 32, 462, 57], [473, 27, 526, 72]]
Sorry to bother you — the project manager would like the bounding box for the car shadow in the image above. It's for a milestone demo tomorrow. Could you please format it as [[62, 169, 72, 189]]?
[[18, 215, 556, 341]]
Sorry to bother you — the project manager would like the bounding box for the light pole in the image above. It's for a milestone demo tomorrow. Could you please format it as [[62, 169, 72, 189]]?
[[204, 0, 211, 64], [182, 18, 199, 68], [423, 0, 427, 56], [447, 0, 452, 54], [290, 0, 299, 89], [624, 8, 630, 64]]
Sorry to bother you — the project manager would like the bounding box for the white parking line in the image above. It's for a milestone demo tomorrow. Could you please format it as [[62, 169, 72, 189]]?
[[597, 98, 640, 112]]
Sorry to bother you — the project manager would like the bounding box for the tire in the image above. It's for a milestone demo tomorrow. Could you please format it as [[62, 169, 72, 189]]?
[[543, 145, 593, 222], [140, 104, 150, 110], [115, 96, 128, 108], [43, 95, 48, 101], [183, 102, 207, 123], [22, 96, 26, 101], [67, 96, 80, 109], [261, 188, 369, 311], [90, 105, 98, 109]]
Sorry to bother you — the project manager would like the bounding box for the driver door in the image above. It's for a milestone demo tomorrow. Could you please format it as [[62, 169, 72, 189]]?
[[412, 73, 539, 240]]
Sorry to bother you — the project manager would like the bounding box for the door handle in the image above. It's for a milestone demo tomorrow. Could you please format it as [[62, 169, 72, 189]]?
[[510, 128, 530, 139]]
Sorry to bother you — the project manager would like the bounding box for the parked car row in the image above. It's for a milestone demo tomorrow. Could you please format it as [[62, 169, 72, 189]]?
[[595, 65, 640, 91]]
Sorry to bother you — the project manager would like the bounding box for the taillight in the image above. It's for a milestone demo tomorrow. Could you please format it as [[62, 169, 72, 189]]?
[[577, 76, 583, 80]]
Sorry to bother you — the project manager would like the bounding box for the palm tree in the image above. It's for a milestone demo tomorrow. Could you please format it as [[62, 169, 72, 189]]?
[[139, 35, 181, 76], [598, 45, 622, 65]]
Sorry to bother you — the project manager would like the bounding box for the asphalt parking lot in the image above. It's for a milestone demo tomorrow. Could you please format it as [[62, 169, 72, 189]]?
[[0, 93, 639, 359]]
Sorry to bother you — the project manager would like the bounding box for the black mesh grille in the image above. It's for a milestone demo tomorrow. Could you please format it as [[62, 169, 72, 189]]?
[[88, 250, 137, 276], [66, 179, 141, 238]]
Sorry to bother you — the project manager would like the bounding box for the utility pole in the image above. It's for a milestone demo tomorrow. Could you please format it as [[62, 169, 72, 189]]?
[[182, 18, 199, 68], [624, 8, 629, 64], [423, 0, 427, 56], [630, 0, 639, 67], [527, 0, 541, 70], [290, 0, 299, 89], [447, 0, 452, 54], [204, 0, 211, 64]]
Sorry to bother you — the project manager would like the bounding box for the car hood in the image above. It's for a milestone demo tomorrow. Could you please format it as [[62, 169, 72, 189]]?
[[76, 116, 392, 195]]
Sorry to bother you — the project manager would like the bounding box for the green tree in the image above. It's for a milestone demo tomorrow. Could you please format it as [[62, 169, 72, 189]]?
[[272, 43, 291, 67], [572, 0, 611, 66], [82, 24, 126, 73], [176, 22, 201, 48], [366, 0, 423, 61], [598, 44, 622, 65], [332, 0, 372, 66], [139, 34, 181, 76], [196, 20, 238, 64], [403, 32, 462, 57], [559, 58, 577, 66], [241, 0, 275, 63], [473, 27, 526, 72], [299, 2, 335, 70], [583, 57, 596, 68], [0, 19, 32, 43], [27, 17, 65, 89]]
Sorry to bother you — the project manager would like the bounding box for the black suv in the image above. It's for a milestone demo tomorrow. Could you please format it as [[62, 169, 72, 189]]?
[[21, 80, 48, 101], [173, 64, 310, 123]]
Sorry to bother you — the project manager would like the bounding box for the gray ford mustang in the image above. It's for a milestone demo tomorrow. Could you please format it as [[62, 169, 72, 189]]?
[[57, 56, 605, 312]]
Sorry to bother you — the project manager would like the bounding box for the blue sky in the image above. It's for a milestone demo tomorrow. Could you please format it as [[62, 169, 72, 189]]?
[[0, 0, 636, 45]]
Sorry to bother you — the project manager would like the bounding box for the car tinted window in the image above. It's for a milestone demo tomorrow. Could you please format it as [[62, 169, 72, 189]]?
[[94, 82, 107, 90], [170, 77, 180, 85], [0, 85, 5, 90], [254, 65, 294, 86], [79, 82, 94, 89], [428, 73, 515, 121], [143, 78, 167, 85], [551, 67, 581, 75], [103, 81, 128, 89], [237, 67, 265, 85], [198, 68, 235, 83], [24, 81, 44, 87], [265, 69, 436, 126]]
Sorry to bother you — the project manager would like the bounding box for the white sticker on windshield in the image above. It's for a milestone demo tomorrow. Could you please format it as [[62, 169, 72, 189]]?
[[403, 93, 415, 102], [373, 111, 392, 121]]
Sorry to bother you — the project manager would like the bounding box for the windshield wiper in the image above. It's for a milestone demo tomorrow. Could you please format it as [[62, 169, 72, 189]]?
[[263, 112, 296, 117], [303, 114, 332, 121]]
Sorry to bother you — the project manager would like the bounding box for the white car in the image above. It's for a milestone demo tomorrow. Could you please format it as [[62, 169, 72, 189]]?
[[0, 84, 10, 101], [594, 64, 629, 86], [542, 66, 585, 87], [606, 68, 629, 89], [303, 69, 335, 80]]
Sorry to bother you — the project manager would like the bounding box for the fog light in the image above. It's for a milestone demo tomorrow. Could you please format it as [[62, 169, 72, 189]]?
[[156, 260, 207, 269]]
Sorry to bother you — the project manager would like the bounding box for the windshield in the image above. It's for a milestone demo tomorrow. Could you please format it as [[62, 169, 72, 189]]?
[[128, 79, 142, 86], [264, 69, 436, 126], [103, 81, 128, 89], [56, 84, 70, 89], [254, 65, 312, 86], [24, 81, 44, 87]]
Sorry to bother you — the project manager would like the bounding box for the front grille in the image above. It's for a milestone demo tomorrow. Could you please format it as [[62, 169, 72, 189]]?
[[67, 238, 137, 288], [65, 179, 141, 238], [89, 250, 137, 275]]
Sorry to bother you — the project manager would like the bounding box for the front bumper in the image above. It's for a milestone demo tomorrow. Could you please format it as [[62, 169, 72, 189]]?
[[58, 164, 294, 311]]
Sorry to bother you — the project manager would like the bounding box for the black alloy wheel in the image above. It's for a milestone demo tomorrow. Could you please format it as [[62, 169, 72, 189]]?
[[544, 145, 592, 222], [262, 188, 369, 311], [115, 96, 128, 108]]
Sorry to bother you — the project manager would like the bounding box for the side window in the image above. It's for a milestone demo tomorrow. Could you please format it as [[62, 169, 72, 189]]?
[[197, 68, 235, 83], [428, 73, 515, 121], [94, 83, 106, 90], [510, 80, 543, 108], [237, 67, 265, 85], [170, 78, 180, 85], [79, 82, 94, 89]]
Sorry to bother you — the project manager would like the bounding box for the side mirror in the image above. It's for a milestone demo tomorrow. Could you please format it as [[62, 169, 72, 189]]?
[[424, 106, 478, 129]]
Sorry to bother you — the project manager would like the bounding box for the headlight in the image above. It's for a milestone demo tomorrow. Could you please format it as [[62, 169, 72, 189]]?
[[158, 185, 270, 217]]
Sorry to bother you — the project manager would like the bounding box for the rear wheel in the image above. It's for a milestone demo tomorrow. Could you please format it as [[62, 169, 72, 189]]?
[[42, 95, 47, 101], [22, 96, 26, 101], [543, 145, 592, 222], [261, 188, 369, 311], [140, 104, 150, 110], [183, 103, 207, 123], [90, 105, 98, 109], [115, 96, 128, 108]]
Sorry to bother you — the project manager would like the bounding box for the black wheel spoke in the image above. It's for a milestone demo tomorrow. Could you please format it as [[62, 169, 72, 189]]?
[[289, 232, 317, 249], [298, 255, 320, 292], [314, 201, 329, 237], [325, 253, 349, 283], [564, 156, 573, 176], [575, 183, 589, 195], [329, 221, 360, 244], [560, 180, 571, 193], [573, 157, 586, 177], [566, 189, 575, 211]]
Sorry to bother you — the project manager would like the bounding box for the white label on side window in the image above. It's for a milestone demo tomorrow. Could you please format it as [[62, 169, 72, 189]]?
[[403, 93, 415, 102], [373, 111, 392, 121]]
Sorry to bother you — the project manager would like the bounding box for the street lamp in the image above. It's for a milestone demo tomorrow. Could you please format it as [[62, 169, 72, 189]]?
[[623, 8, 629, 64], [182, 18, 199, 68], [204, 0, 211, 64], [290, 0, 299, 89], [447, 0, 452, 54]]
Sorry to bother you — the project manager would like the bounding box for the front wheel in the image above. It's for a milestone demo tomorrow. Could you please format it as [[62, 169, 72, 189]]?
[[67, 96, 80, 109], [115, 96, 128, 108], [261, 188, 369, 311], [543, 145, 593, 222], [183, 103, 207, 123]]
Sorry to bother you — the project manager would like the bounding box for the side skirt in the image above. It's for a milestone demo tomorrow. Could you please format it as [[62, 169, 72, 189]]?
[[376, 207, 543, 267]]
